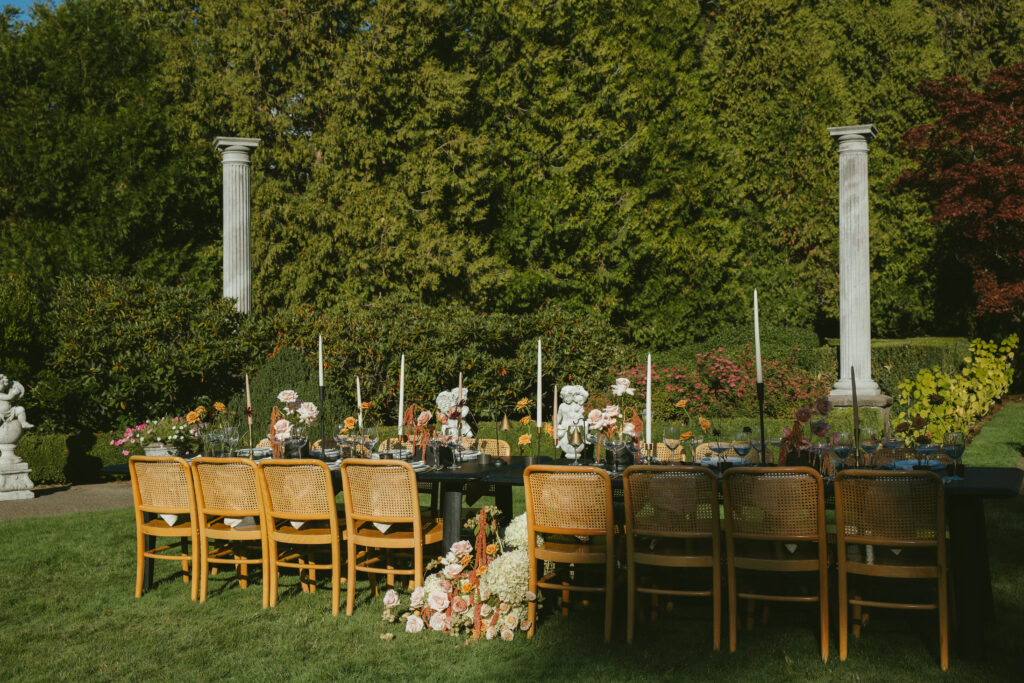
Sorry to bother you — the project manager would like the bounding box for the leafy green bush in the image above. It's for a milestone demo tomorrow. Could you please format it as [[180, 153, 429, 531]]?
[[0, 274, 47, 381], [226, 347, 319, 444], [870, 337, 971, 397], [893, 334, 1018, 439], [29, 275, 261, 433], [15, 433, 69, 485]]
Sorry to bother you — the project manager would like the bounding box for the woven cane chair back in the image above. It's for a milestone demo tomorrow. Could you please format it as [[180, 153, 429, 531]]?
[[835, 470, 943, 547], [624, 466, 718, 538], [259, 460, 335, 519], [131, 457, 194, 513], [524, 466, 612, 535], [192, 458, 262, 517], [340, 459, 419, 523], [723, 467, 823, 540], [462, 438, 511, 461]]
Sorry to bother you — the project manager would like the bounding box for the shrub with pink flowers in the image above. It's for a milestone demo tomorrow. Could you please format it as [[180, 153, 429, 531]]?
[[616, 344, 833, 421]]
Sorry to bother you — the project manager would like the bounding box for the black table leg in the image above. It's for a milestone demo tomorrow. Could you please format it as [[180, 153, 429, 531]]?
[[441, 482, 464, 551], [948, 495, 990, 658], [494, 484, 514, 524]]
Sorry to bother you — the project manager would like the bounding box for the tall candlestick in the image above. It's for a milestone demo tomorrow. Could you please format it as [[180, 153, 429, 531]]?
[[457, 371, 463, 436], [645, 353, 652, 444], [245, 373, 253, 450], [318, 334, 324, 387], [398, 354, 405, 437], [536, 339, 542, 427], [753, 290, 763, 383], [356, 376, 363, 430]]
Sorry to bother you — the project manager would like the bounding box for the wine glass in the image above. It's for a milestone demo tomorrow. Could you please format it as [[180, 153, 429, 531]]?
[[943, 431, 966, 480], [914, 437, 939, 467], [363, 426, 380, 454], [662, 425, 682, 463], [221, 425, 239, 457], [830, 432, 853, 472], [860, 427, 879, 466], [708, 439, 730, 465], [732, 431, 753, 463], [686, 435, 703, 463]]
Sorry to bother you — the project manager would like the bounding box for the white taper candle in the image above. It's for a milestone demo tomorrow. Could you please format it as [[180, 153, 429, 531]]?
[[536, 339, 543, 427], [356, 376, 363, 430], [645, 353, 652, 444], [754, 289, 763, 383], [398, 354, 405, 437], [318, 334, 324, 386]]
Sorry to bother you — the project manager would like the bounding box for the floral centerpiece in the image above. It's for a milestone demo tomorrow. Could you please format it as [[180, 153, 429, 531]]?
[[269, 390, 318, 457], [113, 413, 202, 457], [779, 397, 833, 469], [382, 507, 539, 641], [587, 378, 644, 466]]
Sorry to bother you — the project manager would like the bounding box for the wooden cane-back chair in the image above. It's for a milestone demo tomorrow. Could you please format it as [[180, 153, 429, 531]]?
[[191, 457, 269, 607], [340, 459, 443, 615], [722, 466, 829, 661], [639, 442, 688, 463], [258, 459, 344, 615], [129, 456, 200, 600], [461, 437, 512, 463], [623, 465, 721, 648], [379, 436, 439, 516], [834, 470, 948, 670], [524, 465, 615, 642]]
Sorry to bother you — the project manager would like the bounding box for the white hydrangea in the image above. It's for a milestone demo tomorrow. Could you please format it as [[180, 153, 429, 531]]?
[[479, 548, 530, 606], [503, 513, 542, 550]]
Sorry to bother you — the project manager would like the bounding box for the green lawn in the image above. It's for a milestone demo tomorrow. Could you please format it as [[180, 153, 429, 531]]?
[[1, 412, 1022, 681]]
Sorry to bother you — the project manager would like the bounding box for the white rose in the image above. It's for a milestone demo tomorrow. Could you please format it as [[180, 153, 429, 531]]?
[[443, 563, 463, 580], [429, 613, 447, 631], [297, 402, 318, 425], [428, 590, 449, 612], [500, 628, 514, 641], [485, 627, 497, 640], [383, 589, 399, 608], [409, 587, 425, 609], [405, 615, 424, 633], [479, 603, 492, 618], [277, 390, 298, 403], [451, 540, 472, 557]]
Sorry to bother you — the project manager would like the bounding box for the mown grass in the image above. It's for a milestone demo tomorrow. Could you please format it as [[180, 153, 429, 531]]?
[[2, 413, 1021, 681]]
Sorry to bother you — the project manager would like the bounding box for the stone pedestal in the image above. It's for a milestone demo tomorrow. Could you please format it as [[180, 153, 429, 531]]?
[[213, 137, 260, 315], [827, 124, 889, 407], [0, 445, 34, 500]]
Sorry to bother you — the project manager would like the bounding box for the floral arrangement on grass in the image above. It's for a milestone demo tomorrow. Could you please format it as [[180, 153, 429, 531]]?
[[382, 507, 539, 641]]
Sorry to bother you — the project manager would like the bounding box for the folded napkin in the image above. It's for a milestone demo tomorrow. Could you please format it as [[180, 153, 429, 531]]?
[[373, 523, 392, 533], [223, 516, 256, 528], [159, 514, 178, 526]]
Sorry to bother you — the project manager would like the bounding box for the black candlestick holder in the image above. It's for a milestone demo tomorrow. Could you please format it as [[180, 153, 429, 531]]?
[[756, 381, 766, 464], [318, 384, 326, 453]]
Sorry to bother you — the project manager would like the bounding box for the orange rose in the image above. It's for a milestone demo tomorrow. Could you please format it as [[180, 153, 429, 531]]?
[[515, 397, 530, 411], [486, 543, 498, 556], [674, 399, 689, 408], [518, 434, 531, 447], [360, 401, 372, 410], [519, 415, 532, 426], [681, 431, 693, 440], [213, 402, 226, 413], [186, 410, 200, 425], [699, 417, 711, 432]]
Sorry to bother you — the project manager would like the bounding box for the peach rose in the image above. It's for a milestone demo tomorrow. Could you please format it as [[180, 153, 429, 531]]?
[[500, 628, 514, 641], [429, 612, 447, 631], [383, 589, 399, 608], [405, 615, 424, 633], [428, 590, 449, 612], [452, 596, 469, 613], [409, 587, 425, 609]]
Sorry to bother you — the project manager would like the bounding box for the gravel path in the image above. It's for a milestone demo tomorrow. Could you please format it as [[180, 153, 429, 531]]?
[[0, 481, 133, 522]]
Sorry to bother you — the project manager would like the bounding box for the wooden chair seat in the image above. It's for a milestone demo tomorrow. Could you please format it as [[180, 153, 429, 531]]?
[[535, 538, 610, 565], [348, 520, 443, 548]]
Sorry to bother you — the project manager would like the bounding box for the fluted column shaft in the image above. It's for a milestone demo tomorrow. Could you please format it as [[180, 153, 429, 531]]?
[[213, 137, 260, 314], [828, 124, 885, 402]]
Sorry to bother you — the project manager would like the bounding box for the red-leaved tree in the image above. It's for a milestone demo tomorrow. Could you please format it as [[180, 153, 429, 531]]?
[[898, 62, 1024, 329]]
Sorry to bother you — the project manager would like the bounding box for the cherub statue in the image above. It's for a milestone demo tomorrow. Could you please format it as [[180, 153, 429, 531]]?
[[557, 385, 589, 459], [435, 388, 474, 438], [0, 374, 33, 430]]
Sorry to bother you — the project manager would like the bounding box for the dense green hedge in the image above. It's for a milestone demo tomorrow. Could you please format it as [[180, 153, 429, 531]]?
[[870, 338, 971, 397], [15, 432, 126, 485]]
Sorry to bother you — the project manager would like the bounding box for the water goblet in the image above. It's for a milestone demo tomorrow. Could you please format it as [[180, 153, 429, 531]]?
[[221, 425, 239, 457], [859, 427, 878, 467], [732, 431, 753, 464], [914, 438, 940, 468], [943, 431, 966, 480], [708, 439, 729, 466], [363, 426, 380, 454], [830, 432, 853, 472]]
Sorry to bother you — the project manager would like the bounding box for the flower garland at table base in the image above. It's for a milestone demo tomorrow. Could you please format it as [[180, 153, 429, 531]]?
[[382, 507, 538, 641]]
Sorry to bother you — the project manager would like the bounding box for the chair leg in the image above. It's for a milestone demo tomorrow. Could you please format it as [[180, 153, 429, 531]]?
[[268, 537, 280, 608], [727, 563, 738, 652], [181, 538, 191, 585], [346, 539, 357, 616], [626, 559, 636, 644], [260, 535, 270, 609], [200, 537, 209, 603], [527, 557, 538, 639], [135, 530, 146, 598], [712, 560, 722, 651], [308, 553, 316, 593], [414, 544, 424, 588], [838, 567, 848, 661], [604, 557, 615, 644], [331, 542, 341, 616], [236, 545, 248, 590], [819, 560, 829, 663], [189, 531, 199, 601], [387, 549, 395, 587], [939, 569, 949, 671]]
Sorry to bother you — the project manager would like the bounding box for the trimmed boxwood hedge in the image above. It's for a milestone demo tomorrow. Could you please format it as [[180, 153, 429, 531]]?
[[16, 432, 126, 485]]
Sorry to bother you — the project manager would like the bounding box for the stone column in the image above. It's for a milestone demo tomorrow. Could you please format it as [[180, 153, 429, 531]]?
[[213, 137, 260, 314], [828, 124, 888, 405]]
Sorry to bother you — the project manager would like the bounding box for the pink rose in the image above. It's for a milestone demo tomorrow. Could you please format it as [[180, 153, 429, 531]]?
[[429, 612, 447, 631], [405, 615, 424, 633], [587, 409, 604, 427], [443, 563, 462, 580], [485, 627, 497, 640], [277, 390, 298, 403], [451, 540, 472, 557], [409, 587, 425, 609], [603, 404, 621, 419], [273, 419, 291, 434], [520, 620, 532, 631], [500, 628, 514, 641], [383, 589, 399, 608], [428, 590, 449, 612], [416, 410, 432, 426], [437, 412, 448, 425], [452, 596, 469, 614], [524, 590, 537, 602], [438, 580, 452, 593]]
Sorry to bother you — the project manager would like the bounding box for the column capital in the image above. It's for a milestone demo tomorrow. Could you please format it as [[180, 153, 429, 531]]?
[[213, 137, 260, 164], [828, 124, 877, 153]]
